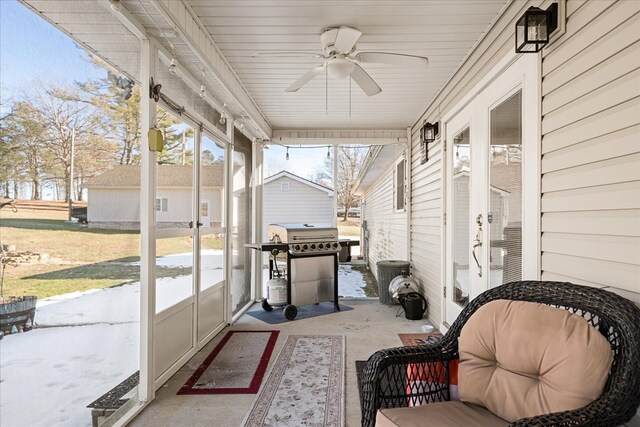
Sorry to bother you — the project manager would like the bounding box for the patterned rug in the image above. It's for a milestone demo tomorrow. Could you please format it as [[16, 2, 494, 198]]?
[[243, 335, 345, 427], [178, 330, 279, 394]]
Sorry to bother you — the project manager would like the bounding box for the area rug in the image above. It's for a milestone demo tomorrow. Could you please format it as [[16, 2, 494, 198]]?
[[245, 301, 353, 325], [243, 335, 345, 427], [178, 330, 279, 395]]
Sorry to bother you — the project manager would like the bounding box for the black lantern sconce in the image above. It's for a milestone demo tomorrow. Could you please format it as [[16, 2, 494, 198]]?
[[420, 121, 439, 163], [515, 3, 558, 53]]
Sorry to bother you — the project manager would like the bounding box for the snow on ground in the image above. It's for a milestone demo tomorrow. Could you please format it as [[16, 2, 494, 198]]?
[[0, 284, 140, 427], [1, 249, 367, 427]]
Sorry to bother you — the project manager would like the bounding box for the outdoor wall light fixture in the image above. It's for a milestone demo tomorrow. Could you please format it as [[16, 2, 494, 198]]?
[[420, 121, 439, 163], [199, 84, 206, 99], [515, 3, 558, 53]]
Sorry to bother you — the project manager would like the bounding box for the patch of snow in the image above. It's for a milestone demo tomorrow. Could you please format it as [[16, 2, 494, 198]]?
[[0, 249, 369, 427], [1, 285, 139, 427]]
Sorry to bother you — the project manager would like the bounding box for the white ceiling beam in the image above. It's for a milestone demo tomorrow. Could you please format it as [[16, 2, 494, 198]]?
[[271, 129, 408, 145], [149, 0, 272, 140]]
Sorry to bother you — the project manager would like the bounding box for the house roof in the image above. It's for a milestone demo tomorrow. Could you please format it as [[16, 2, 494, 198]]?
[[264, 170, 334, 196], [83, 164, 224, 188]]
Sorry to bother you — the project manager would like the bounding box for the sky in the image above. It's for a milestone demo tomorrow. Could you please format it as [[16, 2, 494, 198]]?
[[0, 0, 104, 102], [0, 0, 329, 181]]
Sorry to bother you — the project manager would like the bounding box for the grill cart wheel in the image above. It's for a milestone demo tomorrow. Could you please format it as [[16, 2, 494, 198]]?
[[284, 305, 298, 320], [261, 299, 273, 312]]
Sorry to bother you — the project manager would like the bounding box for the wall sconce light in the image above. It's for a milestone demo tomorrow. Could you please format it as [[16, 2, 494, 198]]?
[[515, 3, 558, 53], [420, 121, 439, 163]]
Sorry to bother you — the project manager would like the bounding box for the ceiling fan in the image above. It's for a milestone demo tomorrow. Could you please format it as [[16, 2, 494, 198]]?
[[252, 26, 429, 96]]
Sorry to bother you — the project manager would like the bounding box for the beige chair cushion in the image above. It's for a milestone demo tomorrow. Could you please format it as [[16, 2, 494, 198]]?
[[458, 300, 612, 422], [376, 401, 509, 427]]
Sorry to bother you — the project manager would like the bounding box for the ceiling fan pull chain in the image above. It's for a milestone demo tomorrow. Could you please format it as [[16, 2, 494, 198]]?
[[326, 66, 329, 116]]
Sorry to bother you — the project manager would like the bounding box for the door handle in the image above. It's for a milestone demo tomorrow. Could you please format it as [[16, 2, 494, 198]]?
[[472, 214, 483, 277]]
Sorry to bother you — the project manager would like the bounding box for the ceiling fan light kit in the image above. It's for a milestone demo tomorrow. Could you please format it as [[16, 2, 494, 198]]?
[[256, 26, 429, 97]]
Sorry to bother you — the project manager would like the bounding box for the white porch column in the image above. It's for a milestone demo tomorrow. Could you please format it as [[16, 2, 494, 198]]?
[[139, 38, 157, 403], [333, 143, 338, 228], [251, 140, 264, 300], [224, 118, 235, 324]]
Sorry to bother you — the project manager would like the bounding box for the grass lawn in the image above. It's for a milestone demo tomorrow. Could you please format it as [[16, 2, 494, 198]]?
[[337, 218, 361, 238], [0, 199, 221, 299]]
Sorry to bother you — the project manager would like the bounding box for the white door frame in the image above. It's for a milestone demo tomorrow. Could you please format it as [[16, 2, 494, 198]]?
[[441, 52, 541, 331]]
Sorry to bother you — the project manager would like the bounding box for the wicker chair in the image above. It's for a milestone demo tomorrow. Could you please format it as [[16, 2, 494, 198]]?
[[361, 281, 640, 427]]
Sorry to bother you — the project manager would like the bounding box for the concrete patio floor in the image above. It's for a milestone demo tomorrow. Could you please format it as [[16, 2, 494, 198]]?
[[130, 300, 434, 427]]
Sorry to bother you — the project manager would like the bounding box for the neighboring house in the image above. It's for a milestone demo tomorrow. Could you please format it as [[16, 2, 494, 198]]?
[[262, 171, 334, 240], [356, 0, 640, 330], [83, 164, 224, 229]]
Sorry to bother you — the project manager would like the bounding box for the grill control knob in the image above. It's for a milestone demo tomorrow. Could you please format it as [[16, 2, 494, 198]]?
[[310, 244, 316, 249], [294, 245, 301, 251], [302, 244, 308, 250], [318, 243, 324, 249], [333, 243, 339, 249]]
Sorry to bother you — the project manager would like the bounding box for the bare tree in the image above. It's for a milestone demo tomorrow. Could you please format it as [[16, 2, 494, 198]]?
[[28, 85, 112, 202], [312, 146, 365, 221]]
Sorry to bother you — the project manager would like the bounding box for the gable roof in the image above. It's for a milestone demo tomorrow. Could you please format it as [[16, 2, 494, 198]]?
[[264, 170, 333, 196], [83, 164, 224, 188]]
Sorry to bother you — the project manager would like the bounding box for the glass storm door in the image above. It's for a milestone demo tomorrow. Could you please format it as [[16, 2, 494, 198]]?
[[444, 54, 539, 327]]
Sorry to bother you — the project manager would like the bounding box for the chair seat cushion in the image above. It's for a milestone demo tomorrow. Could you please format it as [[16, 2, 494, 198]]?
[[458, 300, 613, 422], [375, 401, 509, 427]]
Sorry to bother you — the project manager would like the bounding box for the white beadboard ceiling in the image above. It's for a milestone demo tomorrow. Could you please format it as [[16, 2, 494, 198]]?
[[192, 0, 508, 130], [20, 0, 508, 135]]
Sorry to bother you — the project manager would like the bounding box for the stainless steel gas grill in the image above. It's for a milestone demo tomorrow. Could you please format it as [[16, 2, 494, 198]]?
[[261, 223, 341, 320]]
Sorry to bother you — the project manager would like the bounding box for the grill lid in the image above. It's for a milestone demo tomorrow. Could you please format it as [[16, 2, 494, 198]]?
[[268, 223, 338, 243]]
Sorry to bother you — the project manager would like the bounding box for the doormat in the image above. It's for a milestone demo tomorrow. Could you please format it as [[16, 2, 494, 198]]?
[[398, 332, 443, 347], [245, 301, 353, 324], [178, 330, 279, 395], [243, 335, 345, 427]]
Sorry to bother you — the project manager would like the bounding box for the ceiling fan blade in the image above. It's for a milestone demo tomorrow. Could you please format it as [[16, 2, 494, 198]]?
[[334, 26, 362, 53], [252, 51, 325, 58], [355, 52, 429, 69], [350, 64, 381, 96], [285, 65, 325, 92]]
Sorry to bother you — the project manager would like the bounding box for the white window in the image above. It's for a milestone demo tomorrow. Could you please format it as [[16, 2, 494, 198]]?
[[394, 158, 406, 211], [280, 181, 289, 191], [155, 197, 168, 212]]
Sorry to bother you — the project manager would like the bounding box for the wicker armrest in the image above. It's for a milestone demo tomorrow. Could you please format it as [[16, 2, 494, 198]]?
[[361, 339, 458, 427]]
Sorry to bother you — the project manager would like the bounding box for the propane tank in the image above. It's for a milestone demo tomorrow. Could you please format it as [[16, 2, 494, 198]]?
[[266, 277, 288, 306]]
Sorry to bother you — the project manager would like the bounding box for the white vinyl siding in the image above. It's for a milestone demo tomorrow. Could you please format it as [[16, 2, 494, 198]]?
[[363, 157, 408, 277], [540, 0, 640, 305], [262, 175, 334, 240], [409, 0, 640, 330]]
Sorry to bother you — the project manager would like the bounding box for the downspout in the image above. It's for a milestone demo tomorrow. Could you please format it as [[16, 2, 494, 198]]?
[[405, 127, 412, 264]]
